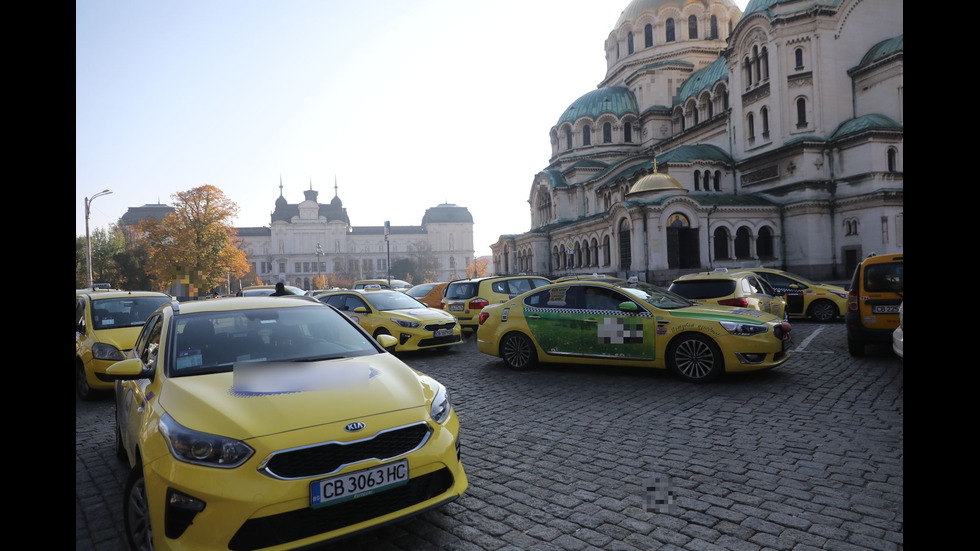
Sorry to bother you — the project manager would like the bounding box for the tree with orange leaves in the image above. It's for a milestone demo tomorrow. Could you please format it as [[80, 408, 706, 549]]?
[[137, 185, 250, 297]]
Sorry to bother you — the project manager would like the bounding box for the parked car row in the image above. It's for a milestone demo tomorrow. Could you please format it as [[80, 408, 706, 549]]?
[[78, 257, 900, 548]]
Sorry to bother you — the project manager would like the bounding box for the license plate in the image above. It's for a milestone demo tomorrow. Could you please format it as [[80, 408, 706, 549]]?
[[449, 304, 464, 312], [310, 459, 408, 508], [434, 328, 453, 337], [872, 305, 900, 314]]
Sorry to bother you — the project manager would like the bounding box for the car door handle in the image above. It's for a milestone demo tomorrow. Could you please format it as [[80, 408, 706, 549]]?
[[527, 315, 541, 319]]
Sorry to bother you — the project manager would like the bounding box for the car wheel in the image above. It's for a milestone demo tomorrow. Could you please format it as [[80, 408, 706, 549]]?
[[123, 465, 153, 551], [847, 338, 865, 357], [76, 361, 96, 401], [500, 332, 536, 371], [667, 333, 723, 383], [808, 299, 838, 323]]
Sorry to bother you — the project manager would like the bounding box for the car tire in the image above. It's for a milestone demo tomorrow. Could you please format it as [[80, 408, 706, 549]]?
[[76, 361, 97, 401], [667, 333, 723, 383], [808, 299, 838, 323], [500, 332, 536, 371], [847, 338, 865, 357], [123, 465, 153, 551]]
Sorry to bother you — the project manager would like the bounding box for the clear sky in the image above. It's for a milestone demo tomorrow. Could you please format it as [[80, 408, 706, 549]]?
[[77, 0, 749, 258]]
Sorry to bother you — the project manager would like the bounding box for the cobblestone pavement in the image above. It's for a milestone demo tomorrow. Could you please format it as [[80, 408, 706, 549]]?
[[77, 321, 903, 550]]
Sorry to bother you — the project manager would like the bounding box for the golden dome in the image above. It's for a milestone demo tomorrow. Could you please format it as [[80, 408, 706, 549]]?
[[628, 159, 686, 195]]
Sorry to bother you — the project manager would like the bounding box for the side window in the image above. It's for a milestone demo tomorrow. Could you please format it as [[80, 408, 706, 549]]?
[[135, 314, 163, 369], [491, 281, 507, 294], [509, 279, 531, 295], [349, 297, 369, 311], [76, 299, 87, 332], [324, 295, 346, 310], [531, 278, 551, 289]]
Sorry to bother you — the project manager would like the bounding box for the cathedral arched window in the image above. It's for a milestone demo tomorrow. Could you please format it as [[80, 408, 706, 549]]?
[[714, 170, 721, 191], [735, 227, 752, 259], [565, 128, 573, 150], [710, 15, 718, 39], [627, 32, 634, 54], [887, 148, 898, 172], [747, 113, 755, 139], [666, 19, 675, 42], [582, 125, 591, 146], [761, 106, 769, 136], [688, 16, 698, 39], [644, 24, 653, 47], [603, 122, 612, 143], [794, 47, 804, 70], [757, 227, 774, 258], [694, 171, 701, 191], [796, 98, 808, 127], [624, 123, 632, 143]]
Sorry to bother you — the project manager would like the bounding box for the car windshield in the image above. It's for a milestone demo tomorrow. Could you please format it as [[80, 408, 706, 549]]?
[[618, 284, 694, 309], [168, 305, 380, 377], [92, 296, 170, 330], [367, 292, 427, 311]]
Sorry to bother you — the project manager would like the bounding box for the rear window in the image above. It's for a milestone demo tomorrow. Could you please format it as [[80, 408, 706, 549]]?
[[863, 262, 903, 293], [445, 282, 476, 299], [668, 280, 737, 299], [91, 296, 170, 330]]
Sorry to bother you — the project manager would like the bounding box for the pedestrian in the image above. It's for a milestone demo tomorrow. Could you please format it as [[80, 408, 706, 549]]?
[[270, 282, 290, 296]]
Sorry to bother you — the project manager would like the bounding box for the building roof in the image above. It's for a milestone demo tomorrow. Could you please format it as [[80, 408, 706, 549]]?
[[674, 57, 728, 106], [829, 114, 902, 140], [616, 0, 740, 28], [118, 204, 175, 227], [421, 203, 474, 224], [856, 34, 903, 70], [557, 86, 639, 126]]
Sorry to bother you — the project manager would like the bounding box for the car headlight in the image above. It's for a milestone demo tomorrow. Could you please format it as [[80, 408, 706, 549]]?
[[391, 318, 421, 329], [830, 290, 847, 299], [430, 383, 452, 424], [91, 342, 126, 361], [719, 321, 769, 336], [158, 413, 254, 468]]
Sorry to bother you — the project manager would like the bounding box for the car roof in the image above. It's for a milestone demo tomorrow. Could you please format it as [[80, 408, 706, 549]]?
[[673, 269, 745, 281], [77, 290, 171, 300], [170, 295, 320, 315]]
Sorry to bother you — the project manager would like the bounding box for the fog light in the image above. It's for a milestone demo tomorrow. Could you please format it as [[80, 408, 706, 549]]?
[[400, 333, 411, 345], [735, 352, 766, 364], [165, 488, 206, 539]]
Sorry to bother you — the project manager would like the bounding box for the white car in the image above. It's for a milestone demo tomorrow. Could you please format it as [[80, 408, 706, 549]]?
[[891, 301, 903, 359]]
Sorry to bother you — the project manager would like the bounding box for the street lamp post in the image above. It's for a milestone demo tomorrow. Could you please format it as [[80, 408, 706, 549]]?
[[85, 189, 113, 289], [314, 243, 323, 290]]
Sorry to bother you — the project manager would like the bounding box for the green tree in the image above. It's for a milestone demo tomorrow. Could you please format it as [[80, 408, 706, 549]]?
[[389, 258, 416, 282], [77, 226, 125, 287], [136, 185, 250, 297]]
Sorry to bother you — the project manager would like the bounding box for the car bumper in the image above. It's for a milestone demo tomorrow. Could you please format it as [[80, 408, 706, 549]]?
[[142, 414, 468, 550], [892, 326, 903, 358]]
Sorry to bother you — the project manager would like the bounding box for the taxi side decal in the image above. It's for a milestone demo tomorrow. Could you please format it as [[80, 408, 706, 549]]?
[[597, 317, 644, 344]]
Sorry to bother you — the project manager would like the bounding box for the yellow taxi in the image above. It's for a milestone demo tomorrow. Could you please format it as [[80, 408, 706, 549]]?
[[75, 289, 171, 400], [109, 296, 467, 550], [749, 268, 848, 322], [442, 275, 552, 332], [476, 280, 792, 383], [846, 252, 903, 356], [316, 287, 462, 351], [668, 269, 788, 321]]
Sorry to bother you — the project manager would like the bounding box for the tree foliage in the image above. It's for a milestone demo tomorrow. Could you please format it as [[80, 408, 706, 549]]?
[[467, 257, 490, 278], [136, 185, 250, 297]]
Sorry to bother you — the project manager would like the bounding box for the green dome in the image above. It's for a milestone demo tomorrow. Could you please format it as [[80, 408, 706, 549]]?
[[556, 86, 638, 126]]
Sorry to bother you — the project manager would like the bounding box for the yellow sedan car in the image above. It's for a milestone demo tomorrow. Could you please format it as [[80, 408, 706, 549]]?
[[749, 268, 848, 322], [476, 280, 793, 383], [109, 296, 467, 550], [316, 288, 462, 352]]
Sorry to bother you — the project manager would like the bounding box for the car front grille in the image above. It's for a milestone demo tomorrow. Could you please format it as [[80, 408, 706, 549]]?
[[261, 423, 430, 479], [423, 322, 456, 332], [228, 468, 455, 551], [418, 334, 463, 347]]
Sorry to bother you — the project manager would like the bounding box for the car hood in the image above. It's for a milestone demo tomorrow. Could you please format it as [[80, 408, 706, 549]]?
[[90, 326, 143, 351], [672, 303, 782, 323], [389, 308, 456, 322], [159, 354, 431, 439]]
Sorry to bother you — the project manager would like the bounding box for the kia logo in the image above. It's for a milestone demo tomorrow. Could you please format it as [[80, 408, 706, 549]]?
[[344, 422, 366, 432]]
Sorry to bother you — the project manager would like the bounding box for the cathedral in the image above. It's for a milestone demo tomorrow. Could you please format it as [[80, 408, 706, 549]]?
[[489, 0, 902, 285]]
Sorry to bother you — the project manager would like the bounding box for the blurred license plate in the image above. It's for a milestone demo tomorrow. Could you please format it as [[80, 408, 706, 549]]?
[[310, 459, 408, 508], [872, 305, 900, 314], [434, 328, 453, 337], [449, 304, 464, 311]]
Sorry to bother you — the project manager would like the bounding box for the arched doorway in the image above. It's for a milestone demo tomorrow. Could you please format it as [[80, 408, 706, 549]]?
[[666, 212, 700, 269], [618, 219, 632, 271]]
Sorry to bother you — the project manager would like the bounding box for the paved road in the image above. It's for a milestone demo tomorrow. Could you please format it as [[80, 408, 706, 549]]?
[[76, 321, 903, 550]]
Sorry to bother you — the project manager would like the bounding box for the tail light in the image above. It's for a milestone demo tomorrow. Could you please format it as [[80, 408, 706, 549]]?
[[846, 289, 859, 312], [718, 297, 749, 308], [468, 298, 490, 310], [478, 312, 490, 325]]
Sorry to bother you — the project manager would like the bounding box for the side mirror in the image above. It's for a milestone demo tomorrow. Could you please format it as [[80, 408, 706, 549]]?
[[106, 358, 151, 380], [376, 334, 398, 350], [354, 306, 369, 313], [618, 302, 639, 312]]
